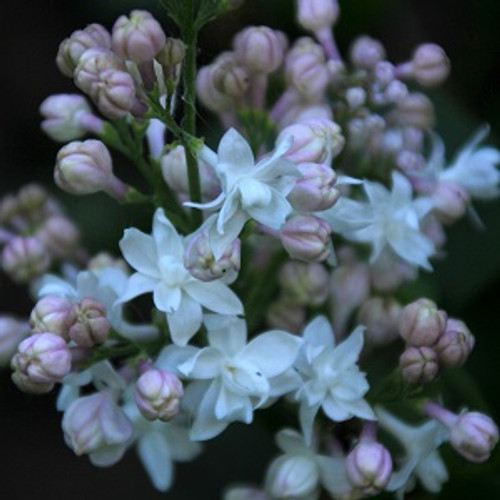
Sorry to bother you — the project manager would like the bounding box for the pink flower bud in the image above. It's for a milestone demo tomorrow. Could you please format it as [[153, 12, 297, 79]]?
[[297, 0, 339, 32], [67, 298, 110, 347], [56, 24, 111, 77], [212, 59, 250, 98], [17, 183, 49, 217], [2, 236, 51, 283], [396, 92, 435, 129], [196, 65, 233, 113], [0, 316, 30, 366], [432, 182, 469, 223], [40, 94, 103, 142], [277, 118, 344, 164], [156, 37, 186, 68], [411, 43, 450, 87], [288, 162, 339, 212], [37, 215, 81, 259], [346, 441, 392, 495], [134, 368, 184, 421], [91, 69, 137, 119], [184, 228, 241, 282], [279, 261, 330, 306], [234, 26, 284, 74], [266, 299, 306, 333], [62, 391, 133, 460], [55, 139, 127, 199], [112, 10, 166, 63], [11, 333, 71, 393], [30, 295, 75, 338], [281, 214, 332, 262], [399, 298, 447, 347], [399, 345, 439, 384], [350, 36, 386, 70], [435, 318, 475, 367], [357, 297, 402, 347]]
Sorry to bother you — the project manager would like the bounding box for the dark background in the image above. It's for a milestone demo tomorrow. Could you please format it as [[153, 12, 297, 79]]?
[[1, 1, 500, 498]]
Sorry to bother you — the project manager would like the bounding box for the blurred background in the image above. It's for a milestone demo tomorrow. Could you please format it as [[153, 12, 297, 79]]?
[[1, 0, 499, 498]]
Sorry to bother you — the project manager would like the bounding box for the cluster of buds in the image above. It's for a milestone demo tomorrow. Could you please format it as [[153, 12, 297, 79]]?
[[0, 184, 81, 283], [398, 298, 475, 384]]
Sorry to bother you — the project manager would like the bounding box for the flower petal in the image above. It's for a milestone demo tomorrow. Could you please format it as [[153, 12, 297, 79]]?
[[137, 431, 173, 492], [153, 282, 182, 314], [119, 228, 158, 277], [152, 209, 184, 260], [167, 293, 203, 346], [117, 272, 157, 304], [184, 280, 243, 316]]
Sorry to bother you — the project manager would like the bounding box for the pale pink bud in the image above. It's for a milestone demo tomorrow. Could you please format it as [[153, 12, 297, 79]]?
[[297, 0, 339, 32], [234, 26, 284, 74], [17, 183, 49, 217], [2, 236, 50, 283], [279, 102, 333, 129], [87, 252, 129, 274], [411, 43, 450, 87], [350, 36, 386, 70], [184, 229, 240, 282], [196, 65, 233, 113], [67, 298, 110, 347], [30, 295, 75, 338], [11, 333, 71, 393], [374, 61, 395, 86], [37, 215, 80, 259], [112, 10, 166, 63], [213, 59, 250, 98], [56, 24, 111, 77], [265, 454, 319, 499], [346, 441, 392, 495], [357, 297, 402, 346], [134, 368, 183, 421], [399, 298, 447, 347], [396, 92, 435, 129], [432, 182, 469, 223], [92, 69, 137, 119], [0, 316, 30, 366], [157, 37, 186, 68], [279, 261, 330, 306], [55, 139, 126, 198], [281, 214, 332, 262], [277, 118, 344, 164], [40, 94, 103, 142], [289, 162, 339, 212], [400, 345, 439, 384], [384, 80, 409, 104], [266, 298, 306, 333], [74, 48, 126, 98], [435, 318, 475, 367], [62, 392, 133, 458]]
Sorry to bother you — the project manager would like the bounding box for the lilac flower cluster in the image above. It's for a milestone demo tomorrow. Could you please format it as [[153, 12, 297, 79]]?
[[1, 0, 499, 498]]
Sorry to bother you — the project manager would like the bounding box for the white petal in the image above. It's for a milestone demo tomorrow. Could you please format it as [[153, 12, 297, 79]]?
[[89, 444, 128, 467], [389, 228, 434, 270], [137, 431, 173, 492], [163, 420, 202, 461], [302, 316, 335, 349], [117, 272, 157, 304], [268, 369, 303, 397], [184, 280, 243, 316], [167, 293, 203, 346], [156, 344, 198, 374], [210, 208, 248, 260], [247, 191, 293, 229], [153, 282, 182, 313], [238, 330, 302, 378], [299, 402, 321, 446], [205, 314, 247, 355], [329, 326, 365, 370], [152, 208, 184, 259], [321, 396, 351, 421], [275, 428, 309, 455], [316, 455, 352, 497], [217, 128, 254, 179], [215, 386, 253, 422], [119, 228, 158, 277], [178, 347, 223, 379]]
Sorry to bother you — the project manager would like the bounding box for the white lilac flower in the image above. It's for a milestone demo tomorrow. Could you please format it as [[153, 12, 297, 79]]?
[[36, 266, 158, 343], [376, 406, 449, 498], [322, 172, 435, 270], [118, 208, 243, 346], [123, 401, 202, 492], [157, 315, 302, 440], [294, 316, 375, 445], [185, 128, 300, 259]]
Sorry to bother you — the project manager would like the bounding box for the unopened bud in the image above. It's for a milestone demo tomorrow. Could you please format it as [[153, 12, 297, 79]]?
[[37, 215, 80, 259], [266, 298, 306, 333], [433, 182, 469, 223], [156, 37, 186, 68], [396, 92, 435, 129], [278, 118, 344, 164], [289, 162, 339, 212], [346, 441, 392, 495], [11, 332, 71, 393], [234, 26, 284, 74], [92, 69, 137, 119], [435, 318, 475, 367], [0, 316, 30, 366], [279, 261, 330, 306], [400, 345, 439, 384], [297, 0, 340, 32], [2, 236, 51, 283], [411, 43, 450, 87], [196, 65, 233, 113], [56, 24, 111, 77], [112, 10, 166, 63], [67, 298, 110, 347], [30, 295, 75, 338], [213, 59, 250, 98], [350, 36, 386, 70], [134, 368, 183, 421], [357, 297, 402, 346], [399, 298, 447, 347], [281, 214, 332, 262]]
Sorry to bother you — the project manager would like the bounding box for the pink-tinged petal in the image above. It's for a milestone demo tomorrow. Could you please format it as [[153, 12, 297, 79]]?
[[167, 293, 203, 346], [247, 191, 293, 229], [184, 280, 243, 316], [239, 330, 302, 378], [152, 208, 184, 259], [205, 314, 247, 356], [153, 282, 182, 314], [178, 347, 223, 379], [217, 128, 254, 179], [119, 228, 158, 277], [118, 272, 157, 304], [137, 432, 173, 492]]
